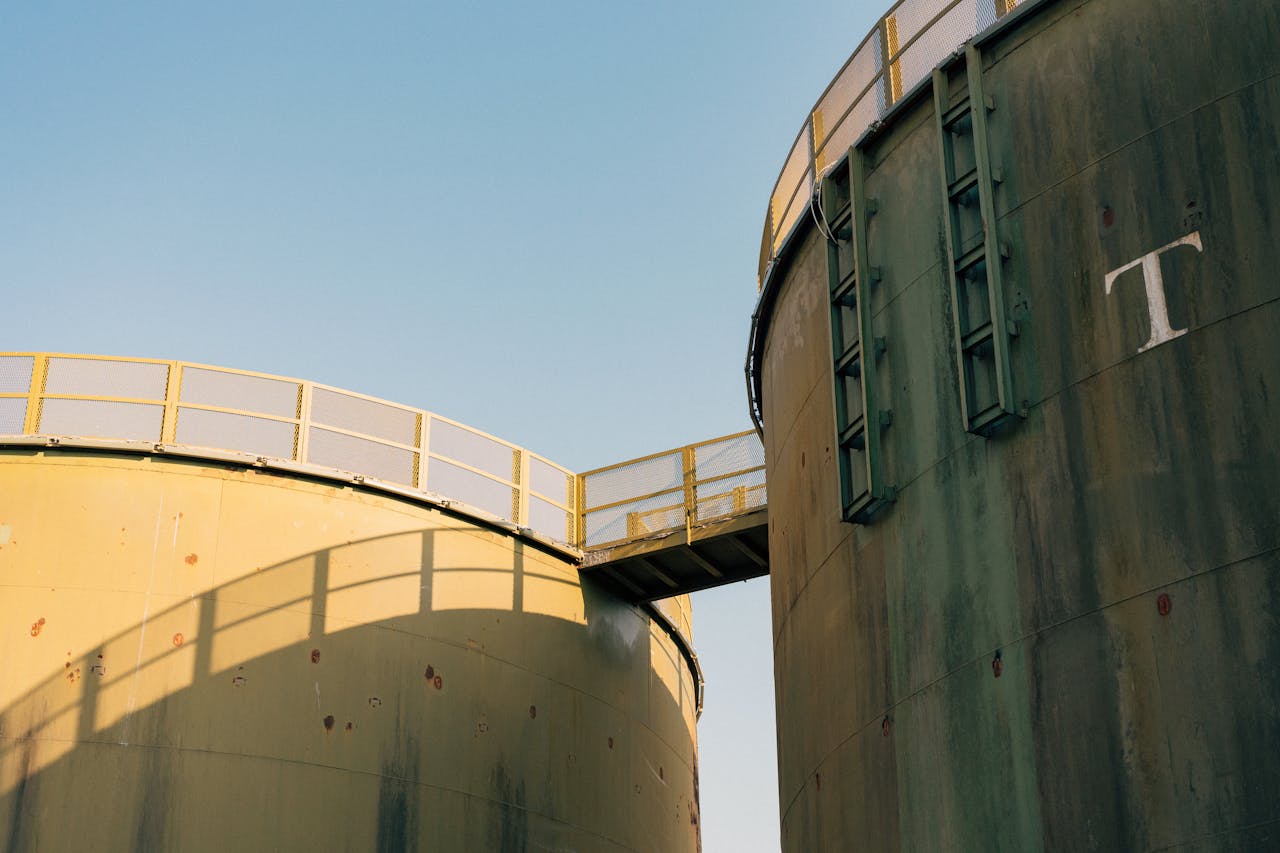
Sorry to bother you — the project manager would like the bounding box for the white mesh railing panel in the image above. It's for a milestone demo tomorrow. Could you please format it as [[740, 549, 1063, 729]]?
[[584, 491, 685, 547], [694, 473, 768, 523], [530, 456, 573, 507], [175, 407, 297, 459], [307, 427, 417, 487], [529, 496, 572, 544], [180, 367, 299, 418], [0, 399, 27, 434], [311, 387, 418, 446], [429, 419, 515, 482], [813, 37, 879, 167], [582, 452, 682, 512], [426, 457, 515, 522], [39, 399, 164, 441], [693, 433, 765, 482], [0, 356, 34, 394], [45, 357, 168, 400]]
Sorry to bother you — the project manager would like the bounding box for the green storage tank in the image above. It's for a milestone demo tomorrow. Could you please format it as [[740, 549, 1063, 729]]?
[[748, 0, 1280, 849]]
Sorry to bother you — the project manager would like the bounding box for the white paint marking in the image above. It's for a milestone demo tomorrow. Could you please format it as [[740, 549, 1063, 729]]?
[[1104, 231, 1202, 354]]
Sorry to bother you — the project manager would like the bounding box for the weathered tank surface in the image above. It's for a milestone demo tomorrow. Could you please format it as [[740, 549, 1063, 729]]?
[[752, 0, 1280, 849], [0, 449, 702, 851]]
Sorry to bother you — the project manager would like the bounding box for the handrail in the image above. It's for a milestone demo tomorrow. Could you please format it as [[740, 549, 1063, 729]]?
[[756, 0, 1032, 289], [578, 430, 766, 550], [0, 353, 767, 557]]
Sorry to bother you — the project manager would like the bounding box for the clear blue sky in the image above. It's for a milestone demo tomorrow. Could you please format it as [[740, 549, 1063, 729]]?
[[1, 1, 883, 849]]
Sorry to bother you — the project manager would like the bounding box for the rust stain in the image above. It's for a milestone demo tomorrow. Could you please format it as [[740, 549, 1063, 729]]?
[[345, 722, 353, 732], [310, 648, 321, 664], [1157, 593, 1172, 616], [1102, 206, 1115, 227], [323, 715, 335, 731], [368, 697, 382, 708], [815, 772, 821, 791], [91, 664, 106, 677], [30, 617, 45, 637], [184, 553, 198, 566], [882, 715, 892, 737], [992, 650, 1003, 678], [232, 675, 246, 687], [659, 766, 664, 781], [529, 705, 537, 719], [608, 737, 614, 750], [433, 675, 443, 690], [172, 633, 184, 647], [424, 664, 435, 680]]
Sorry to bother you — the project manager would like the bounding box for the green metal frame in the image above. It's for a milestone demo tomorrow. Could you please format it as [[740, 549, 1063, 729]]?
[[933, 43, 1019, 436], [825, 147, 893, 523]]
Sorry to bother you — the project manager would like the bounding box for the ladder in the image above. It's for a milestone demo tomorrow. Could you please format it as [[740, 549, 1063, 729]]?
[[823, 147, 894, 523], [932, 43, 1019, 436]]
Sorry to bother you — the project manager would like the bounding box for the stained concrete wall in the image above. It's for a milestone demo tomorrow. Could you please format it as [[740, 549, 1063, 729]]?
[[758, 0, 1280, 849], [0, 450, 701, 852]]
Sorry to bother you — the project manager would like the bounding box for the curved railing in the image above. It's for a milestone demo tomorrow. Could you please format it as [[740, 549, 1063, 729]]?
[[0, 353, 766, 557], [0, 353, 578, 547], [757, 0, 1028, 286]]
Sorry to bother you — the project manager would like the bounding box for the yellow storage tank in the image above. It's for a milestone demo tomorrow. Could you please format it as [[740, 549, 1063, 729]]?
[[0, 353, 701, 851]]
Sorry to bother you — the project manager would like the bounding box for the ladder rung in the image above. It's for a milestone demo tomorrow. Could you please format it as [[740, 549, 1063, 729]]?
[[839, 418, 865, 449], [948, 169, 979, 203], [828, 207, 852, 236], [833, 268, 857, 302], [969, 403, 1008, 433], [942, 96, 972, 130], [962, 322, 995, 352], [835, 344, 862, 377], [954, 241, 987, 274]]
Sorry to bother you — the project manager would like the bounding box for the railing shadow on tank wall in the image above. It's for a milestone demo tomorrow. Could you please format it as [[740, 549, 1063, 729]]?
[[0, 525, 701, 851]]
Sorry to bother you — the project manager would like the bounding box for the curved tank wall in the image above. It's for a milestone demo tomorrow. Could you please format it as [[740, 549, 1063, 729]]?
[[754, 0, 1280, 850], [0, 450, 702, 851]]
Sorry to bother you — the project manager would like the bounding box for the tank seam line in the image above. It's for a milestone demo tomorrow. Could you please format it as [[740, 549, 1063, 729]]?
[[999, 69, 1280, 224]]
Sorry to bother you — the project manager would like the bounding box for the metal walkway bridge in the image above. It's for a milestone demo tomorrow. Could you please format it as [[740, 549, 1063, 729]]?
[[577, 431, 769, 602], [0, 353, 768, 603]]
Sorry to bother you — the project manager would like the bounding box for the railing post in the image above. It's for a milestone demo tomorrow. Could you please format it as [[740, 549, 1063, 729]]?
[[295, 381, 313, 463], [515, 449, 530, 528], [161, 361, 181, 444], [681, 446, 697, 528], [574, 473, 587, 547], [23, 354, 47, 435]]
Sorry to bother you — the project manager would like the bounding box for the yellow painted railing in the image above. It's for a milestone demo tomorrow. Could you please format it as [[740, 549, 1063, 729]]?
[[758, 0, 1028, 286], [0, 353, 767, 553], [577, 430, 766, 550], [0, 353, 577, 545]]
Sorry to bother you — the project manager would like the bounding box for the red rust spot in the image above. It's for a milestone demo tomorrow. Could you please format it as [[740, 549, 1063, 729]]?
[[424, 664, 435, 680], [1102, 207, 1114, 227], [659, 766, 664, 781], [992, 651, 1003, 678], [30, 617, 45, 637], [323, 715, 335, 731], [172, 633, 184, 647], [345, 722, 353, 732], [608, 737, 614, 750], [882, 716, 891, 737], [529, 705, 537, 719], [1157, 593, 1172, 616], [433, 675, 443, 690], [64, 661, 70, 669], [184, 553, 198, 566], [311, 648, 321, 664]]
